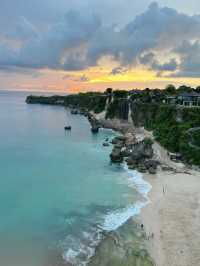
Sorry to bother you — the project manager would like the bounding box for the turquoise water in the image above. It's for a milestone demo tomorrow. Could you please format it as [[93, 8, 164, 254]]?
[[0, 91, 147, 266]]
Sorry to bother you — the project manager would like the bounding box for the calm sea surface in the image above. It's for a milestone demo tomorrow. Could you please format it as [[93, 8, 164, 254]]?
[[0, 90, 149, 266]]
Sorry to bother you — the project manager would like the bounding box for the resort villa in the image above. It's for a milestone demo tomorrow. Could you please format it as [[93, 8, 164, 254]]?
[[164, 92, 200, 107]]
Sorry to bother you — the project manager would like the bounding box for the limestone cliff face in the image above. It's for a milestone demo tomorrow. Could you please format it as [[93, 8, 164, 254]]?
[[26, 94, 200, 165], [105, 98, 129, 120]]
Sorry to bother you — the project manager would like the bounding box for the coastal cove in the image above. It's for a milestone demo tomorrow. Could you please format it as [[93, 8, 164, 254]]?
[[0, 91, 153, 266], [26, 91, 200, 266], [2, 1, 200, 266]]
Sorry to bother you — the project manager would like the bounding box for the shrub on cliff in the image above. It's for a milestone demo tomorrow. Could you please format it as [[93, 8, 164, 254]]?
[[143, 138, 153, 146], [113, 90, 128, 98], [131, 103, 200, 165]]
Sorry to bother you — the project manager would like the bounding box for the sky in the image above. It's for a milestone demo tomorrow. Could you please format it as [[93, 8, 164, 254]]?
[[0, 0, 200, 92]]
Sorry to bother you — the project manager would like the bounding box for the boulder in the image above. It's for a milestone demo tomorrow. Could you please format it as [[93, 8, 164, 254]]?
[[111, 136, 126, 145], [144, 160, 160, 170], [71, 109, 78, 115], [130, 139, 154, 161], [124, 133, 136, 148], [110, 148, 123, 163], [148, 167, 157, 174], [111, 138, 118, 145], [138, 164, 147, 173], [116, 135, 126, 142], [88, 114, 101, 134], [126, 157, 134, 166], [114, 142, 124, 149], [128, 164, 136, 170], [121, 148, 131, 157], [103, 142, 109, 147], [91, 126, 100, 133], [161, 165, 174, 172]]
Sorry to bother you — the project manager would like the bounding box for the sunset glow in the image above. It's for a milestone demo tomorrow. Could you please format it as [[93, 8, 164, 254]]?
[[0, 1, 200, 93]]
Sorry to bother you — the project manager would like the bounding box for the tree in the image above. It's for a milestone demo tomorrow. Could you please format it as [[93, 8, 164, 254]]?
[[177, 85, 193, 93], [105, 88, 113, 94], [113, 90, 128, 98], [195, 86, 200, 93], [164, 84, 176, 95]]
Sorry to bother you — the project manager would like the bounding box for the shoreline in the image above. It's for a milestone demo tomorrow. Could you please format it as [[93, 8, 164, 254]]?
[[23, 102, 200, 266], [60, 111, 155, 266], [140, 160, 200, 266], [135, 128, 200, 266], [84, 114, 155, 265], [89, 113, 200, 266]]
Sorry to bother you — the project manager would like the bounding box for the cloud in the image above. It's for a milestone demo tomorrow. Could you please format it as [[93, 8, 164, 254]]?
[[152, 58, 178, 71], [0, 10, 101, 72], [139, 52, 155, 65], [1, 2, 200, 77], [110, 67, 127, 75], [5, 16, 39, 41], [79, 75, 89, 82], [139, 52, 178, 76], [62, 74, 89, 82], [170, 40, 200, 77]]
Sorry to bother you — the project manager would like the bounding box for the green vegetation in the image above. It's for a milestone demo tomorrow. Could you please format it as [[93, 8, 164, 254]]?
[[26, 84, 200, 165], [143, 137, 154, 146], [27, 92, 107, 114], [113, 90, 128, 98], [131, 103, 200, 165], [64, 92, 107, 113], [192, 130, 200, 147]]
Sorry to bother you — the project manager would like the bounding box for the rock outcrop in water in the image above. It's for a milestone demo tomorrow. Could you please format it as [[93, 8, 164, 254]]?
[[88, 113, 101, 134]]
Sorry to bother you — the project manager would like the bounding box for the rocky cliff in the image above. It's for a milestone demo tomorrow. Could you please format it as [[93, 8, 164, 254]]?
[[131, 103, 200, 165], [26, 93, 200, 165]]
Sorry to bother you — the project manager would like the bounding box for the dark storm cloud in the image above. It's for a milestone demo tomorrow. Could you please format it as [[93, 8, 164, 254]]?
[[5, 16, 39, 41], [139, 52, 155, 65], [169, 41, 200, 77], [0, 10, 101, 71], [110, 67, 127, 75], [152, 59, 178, 72], [1, 2, 200, 76]]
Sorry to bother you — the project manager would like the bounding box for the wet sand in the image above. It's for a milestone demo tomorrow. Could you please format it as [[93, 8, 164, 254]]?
[[140, 133, 200, 266]]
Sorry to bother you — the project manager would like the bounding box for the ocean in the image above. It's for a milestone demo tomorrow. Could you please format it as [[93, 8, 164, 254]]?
[[0, 90, 151, 266]]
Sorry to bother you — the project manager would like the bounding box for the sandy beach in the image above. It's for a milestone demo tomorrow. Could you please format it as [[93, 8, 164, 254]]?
[[93, 115, 200, 266], [140, 136, 200, 266]]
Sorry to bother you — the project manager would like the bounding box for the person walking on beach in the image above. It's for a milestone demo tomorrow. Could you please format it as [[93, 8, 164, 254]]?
[[163, 186, 165, 195]]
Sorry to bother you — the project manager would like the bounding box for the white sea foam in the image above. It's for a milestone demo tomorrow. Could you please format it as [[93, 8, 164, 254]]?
[[102, 201, 147, 231], [63, 248, 80, 263], [62, 228, 102, 266], [123, 164, 152, 198], [63, 164, 152, 265], [102, 164, 152, 232]]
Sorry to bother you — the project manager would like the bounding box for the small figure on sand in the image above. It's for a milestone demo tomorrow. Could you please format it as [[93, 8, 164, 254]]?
[[147, 232, 154, 240], [163, 186, 165, 194], [141, 224, 144, 230]]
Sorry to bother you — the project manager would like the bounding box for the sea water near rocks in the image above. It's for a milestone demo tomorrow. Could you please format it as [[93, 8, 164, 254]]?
[[0, 90, 151, 266]]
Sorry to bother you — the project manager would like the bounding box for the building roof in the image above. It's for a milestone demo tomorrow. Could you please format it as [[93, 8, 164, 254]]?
[[178, 92, 200, 97]]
